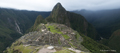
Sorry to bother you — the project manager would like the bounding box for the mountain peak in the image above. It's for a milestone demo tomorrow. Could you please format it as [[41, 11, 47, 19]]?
[[52, 2, 66, 11], [56, 2, 61, 6], [46, 3, 70, 26]]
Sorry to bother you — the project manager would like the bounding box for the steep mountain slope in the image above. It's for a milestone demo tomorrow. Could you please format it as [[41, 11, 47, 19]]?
[[73, 9, 120, 53], [46, 3, 70, 26], [108, 29, 120, 53], [0, 8, 50, 53], [45, 3, 99, 40], [30, 15, 45, 31]]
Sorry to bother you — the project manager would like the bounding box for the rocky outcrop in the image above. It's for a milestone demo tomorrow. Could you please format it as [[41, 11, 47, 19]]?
[[15, 20, 22, 34]]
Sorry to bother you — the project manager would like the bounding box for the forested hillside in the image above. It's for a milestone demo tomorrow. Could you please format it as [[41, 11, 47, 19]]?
[[0, 8, 50, 53], [73, 9, 120, 53], [73, 9, 120, 39]]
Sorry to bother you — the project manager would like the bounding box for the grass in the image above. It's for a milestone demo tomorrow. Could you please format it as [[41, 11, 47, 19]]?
[[80, 33, 110, 53], [14, 45, 33, 53], [62, 35, 70, 39], [7, 44, 40, 53], [46, 25, 63, 34], [75, 32, 80, 40], [46, 25, 70, 40], [108, 29, 120, 53], [55, 50, 71, 53], [58, 39, 61, 44], [68, 42, 77, 48]]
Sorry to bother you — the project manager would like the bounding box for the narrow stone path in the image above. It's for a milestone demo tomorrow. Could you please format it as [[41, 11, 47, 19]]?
[[36, 36, 41, 41]]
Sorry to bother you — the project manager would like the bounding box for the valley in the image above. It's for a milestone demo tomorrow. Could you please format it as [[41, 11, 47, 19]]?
[[73, 9, 120, 53]]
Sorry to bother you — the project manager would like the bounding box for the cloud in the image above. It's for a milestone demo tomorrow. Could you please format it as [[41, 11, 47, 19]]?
[[0, 0, 120, 11]]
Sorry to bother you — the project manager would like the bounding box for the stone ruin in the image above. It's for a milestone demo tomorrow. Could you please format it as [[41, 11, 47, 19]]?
[[18, 23, 83, 48]]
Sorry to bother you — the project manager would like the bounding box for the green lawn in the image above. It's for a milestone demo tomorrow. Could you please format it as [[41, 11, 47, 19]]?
[[46, 25, 63, 34], [62, 35, 70, 39]]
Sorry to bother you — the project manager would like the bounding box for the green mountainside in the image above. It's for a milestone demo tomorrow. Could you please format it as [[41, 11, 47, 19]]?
[[1, 2, 118, 53], [0, 8, 50, 53], [73, 9, 120, 39], [46, 3, 70, 26], [30, 15, 45, 31], [73, 9, 120, 53], [4, 3, 114, 53], [108, 29, 120, 53]]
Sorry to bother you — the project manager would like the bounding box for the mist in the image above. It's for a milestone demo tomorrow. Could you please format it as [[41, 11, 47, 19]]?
[[0, 0, 120, 11]]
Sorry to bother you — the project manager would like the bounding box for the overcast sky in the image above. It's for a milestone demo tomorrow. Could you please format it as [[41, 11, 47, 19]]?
[[0, 0, 120, 11]]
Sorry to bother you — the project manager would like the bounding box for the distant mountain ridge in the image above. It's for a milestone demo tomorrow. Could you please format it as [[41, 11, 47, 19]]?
[[0, 8, 50, 53], [73, 9, 120, 38], [73, 9, 120, 53]]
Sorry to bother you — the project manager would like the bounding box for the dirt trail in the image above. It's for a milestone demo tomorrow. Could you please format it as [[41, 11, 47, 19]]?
[[37, 47, 56, 53]]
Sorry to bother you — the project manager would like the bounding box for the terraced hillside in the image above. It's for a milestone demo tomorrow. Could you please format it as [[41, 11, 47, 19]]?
[[5, 23, 112, 53], [5, 23, 89, 53]]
